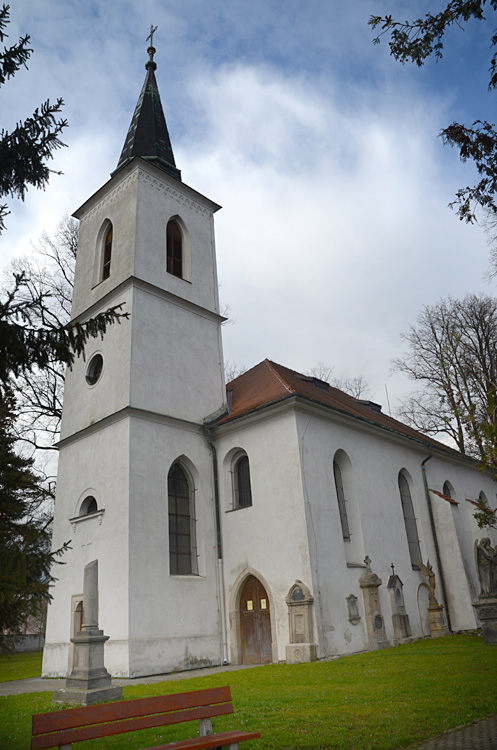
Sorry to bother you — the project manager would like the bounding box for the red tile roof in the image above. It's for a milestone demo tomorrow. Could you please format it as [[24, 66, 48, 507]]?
[[216, 359, 465, 458]]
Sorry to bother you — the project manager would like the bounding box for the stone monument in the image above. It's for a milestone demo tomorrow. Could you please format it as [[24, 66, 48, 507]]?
[[418, 559, 448, 637], [53, 560, 123, 705], [285, 581, 318, 663], [359, 557, 390, 649], [472, 538, 497, 644], [387, 564, 412, 644]]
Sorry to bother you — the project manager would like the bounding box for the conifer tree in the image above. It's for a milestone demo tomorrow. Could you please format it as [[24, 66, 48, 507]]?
[[0, 391, 68, 646], [0, 5, 126, 638]]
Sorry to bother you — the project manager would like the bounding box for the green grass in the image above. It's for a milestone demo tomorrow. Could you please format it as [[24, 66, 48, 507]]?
[[1, 635, 497, 749], [0, 651, 43, 682]]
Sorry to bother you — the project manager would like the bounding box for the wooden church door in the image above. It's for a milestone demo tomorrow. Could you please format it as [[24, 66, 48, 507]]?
[[240, 576, 272, 664]]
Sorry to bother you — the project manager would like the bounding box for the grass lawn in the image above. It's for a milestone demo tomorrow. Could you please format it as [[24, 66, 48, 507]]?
[[0, 651, 43, 683], [1, 635, 496, 749]]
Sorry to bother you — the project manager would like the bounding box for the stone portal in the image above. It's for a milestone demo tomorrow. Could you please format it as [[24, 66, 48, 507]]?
[[285, 581, 317, 663]]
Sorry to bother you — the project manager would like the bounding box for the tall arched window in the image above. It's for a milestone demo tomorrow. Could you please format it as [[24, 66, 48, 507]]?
[[167, 219, 183, 278], [398, 471, 421, 569], [233, 454, 252, 508], [168, 462, 197, 575], [333, 459, 350, 541], [102, 224, 113, 280]]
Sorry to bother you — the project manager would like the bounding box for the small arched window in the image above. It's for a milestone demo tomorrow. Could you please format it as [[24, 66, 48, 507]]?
[[233, 454, 252, 508], [398, 471, 421, 569], [167, 220, 183, 278], [333, 459, 350, 541], [168, 462, 197, 575], [443, 481, 453, 500], [79, 495, 98, 516], [102, 224, 113, 280]]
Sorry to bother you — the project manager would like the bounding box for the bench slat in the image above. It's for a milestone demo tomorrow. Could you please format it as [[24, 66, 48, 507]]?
[[32, 686, 232, 734], [31, 704, 233, 750], [140, 729, 262, 750]]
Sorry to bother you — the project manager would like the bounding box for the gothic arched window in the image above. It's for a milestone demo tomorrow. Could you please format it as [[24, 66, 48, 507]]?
[[167, 219, 183, 278], [233, 454, 252, 508], [398, 471, 421, 569], [102, 223, 113, 280], [168, 462, 197, 575], [333, 459, 350, 541]]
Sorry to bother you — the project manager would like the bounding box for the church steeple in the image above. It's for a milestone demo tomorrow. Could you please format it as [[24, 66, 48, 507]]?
[[114, 32, 181, 181]]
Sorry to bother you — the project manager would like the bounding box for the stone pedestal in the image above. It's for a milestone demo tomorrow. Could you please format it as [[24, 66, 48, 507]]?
[[285, 581, 318, 664], [473, 597, 497, 644], [428, 603, 449, 637], [286, 643, 318, 664], [54, 629, 123, 705], [359, 558, 390, 650]]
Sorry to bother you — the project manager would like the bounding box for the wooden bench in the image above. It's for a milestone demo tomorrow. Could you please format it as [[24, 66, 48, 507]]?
[[31, 686, 261, 750]]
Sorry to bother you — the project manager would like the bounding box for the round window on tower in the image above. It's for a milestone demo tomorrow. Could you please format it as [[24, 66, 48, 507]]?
[[85, 353, 104, 386]]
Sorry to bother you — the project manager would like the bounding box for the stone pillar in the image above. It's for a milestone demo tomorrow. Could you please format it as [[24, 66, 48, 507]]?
[[359, 557, 390, 649], [387, 570, 412, 645], [53, 560, 123, 705], [285, 581, 318, 663]]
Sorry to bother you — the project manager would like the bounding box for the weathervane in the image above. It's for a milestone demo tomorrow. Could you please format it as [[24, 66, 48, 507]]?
[[147, 24, 158, 48]]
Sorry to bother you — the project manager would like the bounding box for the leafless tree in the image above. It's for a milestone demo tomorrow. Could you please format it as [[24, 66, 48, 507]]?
[[393, 293, 497, 464], [224, 361, 247, 383], [2, 215, 77, 456], [307, 363, 371, 400]]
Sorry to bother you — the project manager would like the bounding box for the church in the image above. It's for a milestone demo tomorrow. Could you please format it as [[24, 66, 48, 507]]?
[[43, 42, 497, 678]]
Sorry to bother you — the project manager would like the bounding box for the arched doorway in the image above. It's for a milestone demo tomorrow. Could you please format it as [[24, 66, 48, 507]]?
[[240, 576, 272, 664]]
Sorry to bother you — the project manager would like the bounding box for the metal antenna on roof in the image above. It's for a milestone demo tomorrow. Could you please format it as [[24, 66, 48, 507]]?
[[384, 383, 392, 417]]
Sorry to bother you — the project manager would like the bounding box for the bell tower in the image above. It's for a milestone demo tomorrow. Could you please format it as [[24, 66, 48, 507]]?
[[43, 40, 227, 678]]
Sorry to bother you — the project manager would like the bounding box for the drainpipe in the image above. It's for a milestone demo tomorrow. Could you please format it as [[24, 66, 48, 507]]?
[[203, 423, 229, 664], [421, 449, 453, 633]]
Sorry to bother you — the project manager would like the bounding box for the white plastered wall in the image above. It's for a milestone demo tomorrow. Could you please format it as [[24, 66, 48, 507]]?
[[126, 415, 221, 677], [215, 406, 312, 664], [42, 418, 131, 677]]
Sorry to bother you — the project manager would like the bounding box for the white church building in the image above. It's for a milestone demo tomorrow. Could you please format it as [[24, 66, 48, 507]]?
[[43, 44, 497, 678]]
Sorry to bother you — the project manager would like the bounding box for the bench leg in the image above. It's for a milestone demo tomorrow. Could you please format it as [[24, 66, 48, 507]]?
[[199, 717, 213, 736]]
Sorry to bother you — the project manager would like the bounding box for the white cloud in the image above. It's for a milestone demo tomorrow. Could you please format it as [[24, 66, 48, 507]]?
[[2, 2, 493, 417]]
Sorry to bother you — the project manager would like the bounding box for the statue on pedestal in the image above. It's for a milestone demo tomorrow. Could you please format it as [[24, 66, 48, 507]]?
[[417, 559, 448, 637], [473, 539, 497, 645], [475, 538, 497, 599]]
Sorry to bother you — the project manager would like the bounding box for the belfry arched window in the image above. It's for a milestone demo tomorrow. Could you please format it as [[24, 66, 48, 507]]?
[[167, 219, 183, 278], [398, 471, 421, 569], [168, 462, 197, 575], [102, 223, 113, 280]]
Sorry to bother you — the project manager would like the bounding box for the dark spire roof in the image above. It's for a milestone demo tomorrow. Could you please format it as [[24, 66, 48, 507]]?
[[113, 44, 181, 180]]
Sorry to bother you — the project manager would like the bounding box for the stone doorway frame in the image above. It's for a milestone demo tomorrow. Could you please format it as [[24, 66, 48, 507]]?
[[228, 567, 278, 665]]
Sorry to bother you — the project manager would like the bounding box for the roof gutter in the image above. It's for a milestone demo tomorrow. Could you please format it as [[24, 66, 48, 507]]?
[[421, 448, 452, 633]]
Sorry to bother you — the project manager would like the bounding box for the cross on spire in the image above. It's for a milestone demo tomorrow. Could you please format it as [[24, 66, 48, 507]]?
[[147, 24, 158, 48]]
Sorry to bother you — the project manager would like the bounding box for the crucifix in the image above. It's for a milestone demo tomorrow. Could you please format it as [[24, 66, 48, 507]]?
[[147, 24, 158, 47]]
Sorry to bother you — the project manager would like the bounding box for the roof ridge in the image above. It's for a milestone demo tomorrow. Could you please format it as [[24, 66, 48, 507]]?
[[265, 359, 295, 394]]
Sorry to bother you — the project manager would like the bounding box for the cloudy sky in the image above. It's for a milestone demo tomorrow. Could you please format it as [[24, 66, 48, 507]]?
[[3, 1, 496, 415]]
